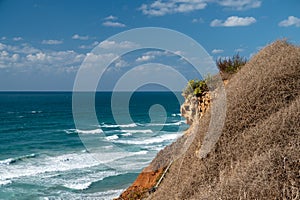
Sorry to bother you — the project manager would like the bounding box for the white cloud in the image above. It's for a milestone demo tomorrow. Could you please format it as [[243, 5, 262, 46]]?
[[99, 40, 139, 49], [210, 16, 256, 27], [139, 0, 260, 16], [13, 37, 23, 41], [102, 21, 126, 27], [212, 49, 224, 54], [135, 50, 181, 62], [26, 52, 46, 62], [0, 42, 39, 54], [136, 55, 155, 62], [278, 16, 300, 27], [72, 34, 89, 40], [82, 52, 117, 70], [216, 0, 261, 10], [0, 51, 21, 68], [192, 18, 204, 23], [79, 41, 99, 49], [235, 48, 244, 52], [1, 37, 6, 40], [114, 59, 128, 68], [139, 0, 207, 16], [0, 42, 85, 73], [42, 39, 63, 45], [104, 15, 118, 20], [24, 50, 85, 72]]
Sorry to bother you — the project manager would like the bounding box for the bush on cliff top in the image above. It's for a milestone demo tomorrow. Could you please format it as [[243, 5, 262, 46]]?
[[217, 53, 247, 80], [183, 53, 247, 98], [182, 79, 209, 98]]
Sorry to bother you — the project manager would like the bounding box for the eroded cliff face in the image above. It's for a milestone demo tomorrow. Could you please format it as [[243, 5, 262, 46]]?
[[114, 166, 164, 200], [146, 40, 300, 200], [180, 92, 211, 125], [116, 92, 212, 200]]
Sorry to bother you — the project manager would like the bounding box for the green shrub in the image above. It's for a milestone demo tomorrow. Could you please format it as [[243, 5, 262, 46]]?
[[183, 78, 209, 98], [183, 54, 247, 97], [217, 53, 247, 74]]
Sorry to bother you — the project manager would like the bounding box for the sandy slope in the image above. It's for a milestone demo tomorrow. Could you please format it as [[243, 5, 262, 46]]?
[[118, 40, 300, 200]]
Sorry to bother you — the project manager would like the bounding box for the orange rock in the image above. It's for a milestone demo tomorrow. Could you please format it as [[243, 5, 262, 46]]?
[[116, 166, 164, 200]]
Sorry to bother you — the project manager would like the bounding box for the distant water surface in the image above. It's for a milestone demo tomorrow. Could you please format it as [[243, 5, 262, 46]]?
[[0, 92, 187, 199]]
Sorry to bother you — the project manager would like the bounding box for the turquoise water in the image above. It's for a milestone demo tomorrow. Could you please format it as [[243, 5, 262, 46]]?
[[0, 92, 187, 200]]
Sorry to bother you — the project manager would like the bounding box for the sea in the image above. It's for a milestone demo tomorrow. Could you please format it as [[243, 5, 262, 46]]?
[[0, 92, 188, 200]]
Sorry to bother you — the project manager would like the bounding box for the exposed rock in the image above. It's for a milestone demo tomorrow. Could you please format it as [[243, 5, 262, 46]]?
[[180, 92, 211, 125], [115, 166, 164, 200]]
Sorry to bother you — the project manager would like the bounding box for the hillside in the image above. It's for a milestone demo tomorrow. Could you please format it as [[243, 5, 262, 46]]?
[[117, 40, 300, 200]]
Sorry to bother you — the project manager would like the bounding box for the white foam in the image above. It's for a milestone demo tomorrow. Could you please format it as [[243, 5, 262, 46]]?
[[0, 158, 14, 165], [30, 110, 42, 114], [76, 129, 103, 134], [121, 132, 132, 136], [120, 129, 153, 134], [64, 128, 103, 134], [145, 145, 165, 151], [64, 129, 75, 134], [64, 182, 92, 190], [0, 153, 36, 165], [105, 135, 119, 141], [0, 153, 101, 181], [133, 150, 148, 155], [0, 179, 12, 186], [104, 129, 153, 134], [42, 169, 120, 191], [171, 113, 181, 117], [114, 133, 182, 145], [0, 150, 149, 183], [146, 120, 185, 127], [101, 123, 137, 128], [54, 189, 124, 199]]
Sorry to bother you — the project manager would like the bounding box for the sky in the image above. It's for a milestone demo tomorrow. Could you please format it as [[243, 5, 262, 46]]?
[[0, 0, 299, 91]]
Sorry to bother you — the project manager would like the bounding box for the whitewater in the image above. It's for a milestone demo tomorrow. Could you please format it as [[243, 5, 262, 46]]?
[[0, 92, 187, 199]]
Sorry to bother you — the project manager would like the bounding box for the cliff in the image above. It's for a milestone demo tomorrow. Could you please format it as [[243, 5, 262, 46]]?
[[117, 40, 300, 199]]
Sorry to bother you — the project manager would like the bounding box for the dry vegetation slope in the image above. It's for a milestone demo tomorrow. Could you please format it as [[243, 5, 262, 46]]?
[[147, 40, 300, 200]]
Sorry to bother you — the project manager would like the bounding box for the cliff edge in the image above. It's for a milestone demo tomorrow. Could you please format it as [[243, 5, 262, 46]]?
[[117, 40, 300, 200]]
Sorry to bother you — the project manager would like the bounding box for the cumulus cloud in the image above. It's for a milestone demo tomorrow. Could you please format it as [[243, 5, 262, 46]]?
[[0, 51, 21, 68], [135, 50, 182, 63], [0, 42, 39, 54], [136, 55, 155, 62], [114, 59, 128, 68], [13, 37, 23, 41], [139, 0, 261, 16], [104, 15, 118, 20], [210, 16, 256, 27], [79, 41, 99, 49], [0, 42, 85, 73], [192, 18, 204, 23], [139, 0, 207, 16], [99, 40, 139, 49], [42, 39, 63, 45], [278, 16, 300, 27], [72, 34, 89, 40], [102, 21, 126, 27], [212, 49, 224, 54], [216, 0, 261, 10]]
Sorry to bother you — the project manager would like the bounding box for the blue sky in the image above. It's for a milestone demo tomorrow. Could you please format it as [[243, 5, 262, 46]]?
[[0, 0, 299, 91]]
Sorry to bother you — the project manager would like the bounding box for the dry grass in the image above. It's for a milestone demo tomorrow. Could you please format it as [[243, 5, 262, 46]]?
[[146, 40, 300, 200]]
